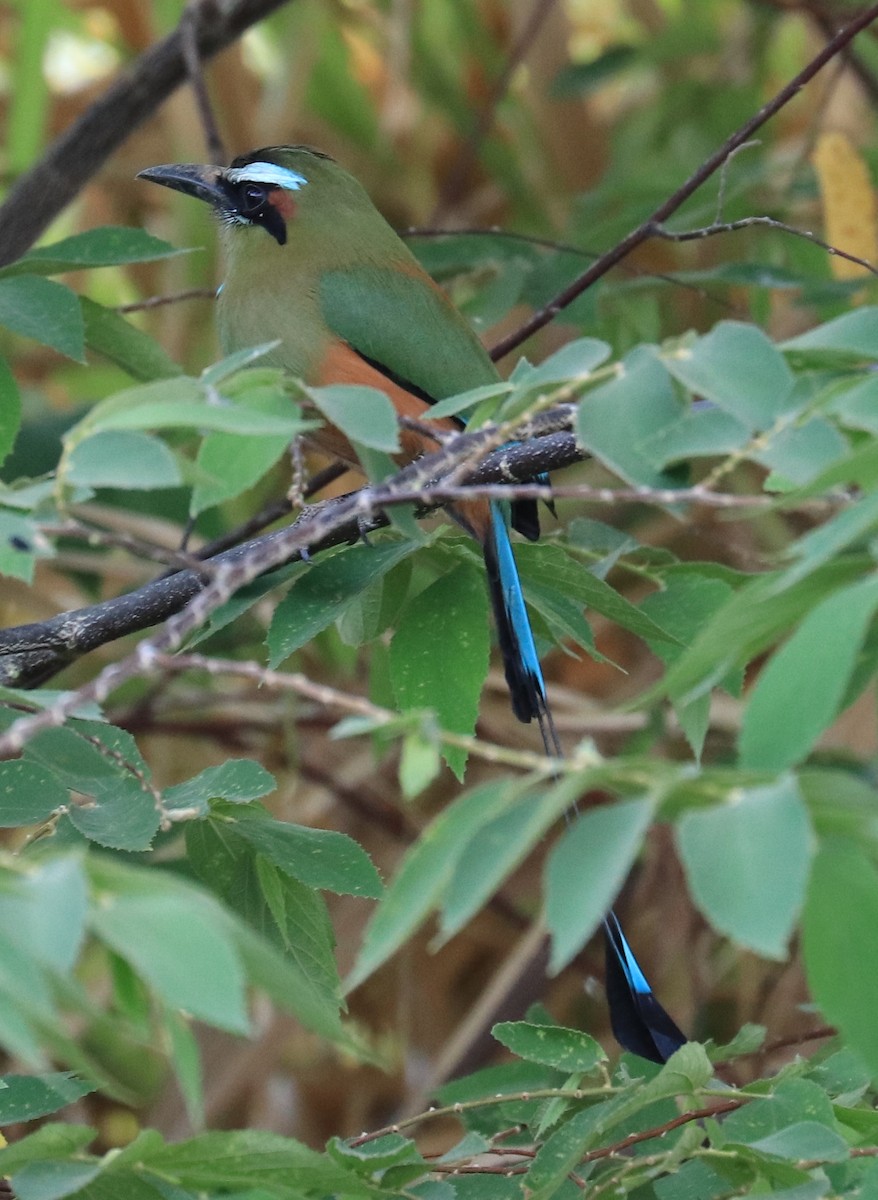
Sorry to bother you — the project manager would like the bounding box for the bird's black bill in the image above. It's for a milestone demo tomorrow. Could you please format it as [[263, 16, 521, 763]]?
[[137, 163, 227, 209]]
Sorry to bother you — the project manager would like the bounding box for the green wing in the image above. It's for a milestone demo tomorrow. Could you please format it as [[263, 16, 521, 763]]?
[[319, 265, 499, 401]]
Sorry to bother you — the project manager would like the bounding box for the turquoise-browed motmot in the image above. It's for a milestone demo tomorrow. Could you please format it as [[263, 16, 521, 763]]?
[[139, 146, 685, 1063]]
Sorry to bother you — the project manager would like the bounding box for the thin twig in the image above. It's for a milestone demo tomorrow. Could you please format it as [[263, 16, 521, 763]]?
[[116, 288, 217, 314], [655, 213, 878, 278], [431, 0, 559, 220], [181, 2, 227, 163], [488, 4, 878, 360]]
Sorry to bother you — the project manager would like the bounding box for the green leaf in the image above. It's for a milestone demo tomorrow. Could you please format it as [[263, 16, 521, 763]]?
[[65, 431, 181, 490], [2, 228, 186, 276], [191, 429, 290, 515], [308, 383, 400, 452], [0, 856, 88, 972], [740, 575, 878, 770], [745, 1121, 848, 1163], [390, 562, 490, 778], [347, 779, 523, 991], [0, 356, 21, 468], [0, 511, 41, 582], [782, 307, 878, 357], [131, 1129, 373, 1196], [492, 1020, 605, 1072], [80, 298, 182, 382], [546, 797, 653, 973], [524, 1105, 607, 1200], [780, 491, 878, 590], [26, 726, 160, 852], [0, 760, 69, 825], [0, 1125, 96, 1175], [438, 773, 589, 944], [663, 321, 794, 426], [803, 841, 878, 1075], [211, 802, 383, 898], [163, 759, 276, 819], [516, 543, 678, 647], [255, 858, 342, 1002], [0, 1074, 94, 1125], [0, 276, 84, 361], [89, 891, 249, 1035], [185, 819, 343, 1022], [677, 778, 814, 958], [575, 346, 684, 487], [92, 398, 307, 437], [269, 540, 418, 665], [654, 561, 867, 707], [520, 337, 611, 385]]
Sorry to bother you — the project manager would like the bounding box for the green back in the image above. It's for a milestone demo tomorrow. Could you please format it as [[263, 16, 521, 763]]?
[[217, 146, 499, 400]]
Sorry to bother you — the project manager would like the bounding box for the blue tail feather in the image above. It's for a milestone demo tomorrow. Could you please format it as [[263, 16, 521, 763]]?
[[483, 503, 686, 1062]]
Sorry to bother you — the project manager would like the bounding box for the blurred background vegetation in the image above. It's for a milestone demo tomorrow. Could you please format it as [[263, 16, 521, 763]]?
[[2, 0, 878, 1155]]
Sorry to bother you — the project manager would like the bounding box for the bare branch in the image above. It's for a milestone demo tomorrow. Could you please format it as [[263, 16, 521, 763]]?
[[489, 4, 878, 360]]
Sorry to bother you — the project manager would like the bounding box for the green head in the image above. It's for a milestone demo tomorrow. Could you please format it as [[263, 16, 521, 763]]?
[[138, 145, 397, 259]]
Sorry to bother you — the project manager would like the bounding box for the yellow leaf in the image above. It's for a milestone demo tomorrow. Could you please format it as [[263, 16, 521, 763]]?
[[812, 132, 878, 281]]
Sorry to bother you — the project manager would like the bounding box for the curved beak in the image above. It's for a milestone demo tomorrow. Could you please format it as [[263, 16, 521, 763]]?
[[137, 163, 227, 208]]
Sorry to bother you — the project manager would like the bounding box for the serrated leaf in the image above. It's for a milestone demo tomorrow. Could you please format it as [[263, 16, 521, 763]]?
[[163, 759, 276, 819], [390, 562, 489, 778], [26, 726, 159, 852], [0, 276, 84, 361], [0, 760, 69, 825], [269, 540, 418, 664], [0, 1073, 94, 1124], [677, 778, 813, 958], [213, 803, 383, 898], [185, 819, 343, 1024], [492, 1020, 604, 1072]]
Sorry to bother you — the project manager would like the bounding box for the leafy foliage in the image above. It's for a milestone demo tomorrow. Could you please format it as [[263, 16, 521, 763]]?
[[3, 1, 878, 1196]]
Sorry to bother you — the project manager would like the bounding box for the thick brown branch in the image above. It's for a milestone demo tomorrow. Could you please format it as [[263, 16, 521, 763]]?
[[0, 424, 581, 691]]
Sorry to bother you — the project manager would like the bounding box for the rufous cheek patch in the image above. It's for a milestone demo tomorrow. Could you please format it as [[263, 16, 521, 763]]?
[[268, 190, 296, 221]]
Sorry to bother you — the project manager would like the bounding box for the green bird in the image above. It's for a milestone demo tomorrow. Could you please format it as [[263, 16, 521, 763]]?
[[139, 145, 685, 1062]]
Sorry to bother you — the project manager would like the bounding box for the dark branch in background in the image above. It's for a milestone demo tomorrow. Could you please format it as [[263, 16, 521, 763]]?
[[0, 418, 589, 755], [488, 3, 878, 361], [810, 7, 878, 103], [181, 4, 228, 164], [0, 423, 581, 693], [0, 0, 293, 267], [430, 0, 559, 221]]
